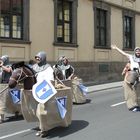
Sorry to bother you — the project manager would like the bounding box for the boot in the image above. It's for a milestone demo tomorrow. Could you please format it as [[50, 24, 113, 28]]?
[[0, 114, 4, 123], [40, 131, 48, 138], [35, 131, 48, 138], [15, 111, 19, 119]]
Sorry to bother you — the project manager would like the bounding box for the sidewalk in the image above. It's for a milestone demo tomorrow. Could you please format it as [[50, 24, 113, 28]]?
[[87, 81, 123, 93]]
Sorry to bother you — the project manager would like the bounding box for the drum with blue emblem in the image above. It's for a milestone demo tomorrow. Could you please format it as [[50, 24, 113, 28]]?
[[21, 86, 73, 131], [0, 84, 22, 116]]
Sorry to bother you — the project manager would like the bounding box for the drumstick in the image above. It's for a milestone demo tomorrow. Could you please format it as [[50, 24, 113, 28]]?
[[56, 77, 65, 85], [0, 86, 9, 95]]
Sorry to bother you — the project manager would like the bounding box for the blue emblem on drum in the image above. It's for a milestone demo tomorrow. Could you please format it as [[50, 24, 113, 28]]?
[[35, 80, 53, 99], [56, 96, 67, 119], [78, 84, 88, 95], [10, 89, 21, 104], [32, 79, 57, 103]]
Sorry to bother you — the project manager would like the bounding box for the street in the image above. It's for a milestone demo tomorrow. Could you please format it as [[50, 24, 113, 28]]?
[[0, 87, 140, 140]]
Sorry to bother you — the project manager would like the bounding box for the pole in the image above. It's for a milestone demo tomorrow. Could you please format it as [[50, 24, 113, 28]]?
[[0, 86, 9, 95]]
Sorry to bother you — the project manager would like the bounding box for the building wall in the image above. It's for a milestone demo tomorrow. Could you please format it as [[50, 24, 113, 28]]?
[[29, 0, 55, 61], [77, 0, 94, 62], [0, 42, 30, 62], [1, 0, 140, 62], [111, 6, 124, 62], [1, 0, 140, 84]]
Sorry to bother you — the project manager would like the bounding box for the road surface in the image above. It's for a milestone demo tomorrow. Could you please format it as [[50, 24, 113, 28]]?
[[0, 87, 140, 140]]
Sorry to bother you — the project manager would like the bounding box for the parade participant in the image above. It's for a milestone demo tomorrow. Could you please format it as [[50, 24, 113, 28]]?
[[53, 56, 87, 104], [53, 56, 74, 81], [33, 51, 54, 82], [32, 51, 54, 137], [0, 55, 13, 123], [0, 55, 12, 83], [111, 45, 140, 112], [111, 45, 140, 72]]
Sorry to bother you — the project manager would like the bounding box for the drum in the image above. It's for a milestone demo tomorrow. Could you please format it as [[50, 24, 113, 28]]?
[[21, 87, 73, 131], [0, 84, 22, 115], [71, 78, 87, 104]]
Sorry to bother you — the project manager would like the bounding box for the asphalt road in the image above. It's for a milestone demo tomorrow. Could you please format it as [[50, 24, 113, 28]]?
[[0, 87, 140, 140]]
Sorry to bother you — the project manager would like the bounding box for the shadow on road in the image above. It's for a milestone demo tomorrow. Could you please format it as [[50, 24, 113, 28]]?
[[73, 99, 92, 105], [4, 114, 24, 123], [47, 120, 89, 139]]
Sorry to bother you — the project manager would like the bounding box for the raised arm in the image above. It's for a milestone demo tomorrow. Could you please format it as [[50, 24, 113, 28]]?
[[0, 61, 12, 73], [0, 65, 12, 73], [111, 44, 130, 58]]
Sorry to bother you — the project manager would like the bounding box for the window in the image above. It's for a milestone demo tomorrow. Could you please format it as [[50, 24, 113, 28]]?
[[123, 10, 135, 50], [0, 0, 23, 39], [0, 0, 29, 41], [96, 8, 106, 46], [54, 0, 78, 47], [94, 1, 111, 49], [57, 0, 72, 43], [124, 16, 132, 49]]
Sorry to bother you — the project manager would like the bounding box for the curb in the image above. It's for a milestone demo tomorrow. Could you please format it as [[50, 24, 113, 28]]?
[[87, 81, 123, 93]]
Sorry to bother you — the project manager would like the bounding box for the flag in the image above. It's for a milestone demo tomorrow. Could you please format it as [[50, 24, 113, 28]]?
[[32, 79, 57, 104], [10, 89, 21, 104], [56, 96, 67, 119], [78, 84, 88, 95]]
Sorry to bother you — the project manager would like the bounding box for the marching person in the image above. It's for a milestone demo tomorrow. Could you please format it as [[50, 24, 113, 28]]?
[[33, 51, 54, 82], [111, 45, 140, 112], [53, 56, 74, 81], [0, 55, 13, 123], [111, 45, 140, 73], [32, 51, 54, 138], [0, 55, 12, 83], [53, 56, 87, 104]]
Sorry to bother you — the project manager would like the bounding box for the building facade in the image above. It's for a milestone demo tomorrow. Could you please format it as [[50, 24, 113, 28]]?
[[0, 0, 140, 84]]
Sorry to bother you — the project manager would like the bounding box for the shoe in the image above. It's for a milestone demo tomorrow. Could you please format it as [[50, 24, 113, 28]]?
[[130, 107, 140, 112], [0, 114, 4, 123], [35, 131, 41, 136], [15, 111, 19, 119], [40, 131, 48, 138]]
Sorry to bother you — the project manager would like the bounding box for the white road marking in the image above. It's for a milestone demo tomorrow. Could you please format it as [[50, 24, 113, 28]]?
[[111, 101, 126, 107], [0, 129, 31, 139]]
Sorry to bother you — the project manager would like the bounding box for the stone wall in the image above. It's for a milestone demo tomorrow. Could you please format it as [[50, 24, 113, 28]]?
[[50, 61, 126, 86]]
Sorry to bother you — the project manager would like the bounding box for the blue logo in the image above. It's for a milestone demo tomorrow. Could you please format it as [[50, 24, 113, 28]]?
[[32, 79, 57, 103], [56, 96, 67, 119], [57, 96, 67, 108], [10, 89, 21, 104], [78, 84, 88, 95], [35, 80, 53, 100]]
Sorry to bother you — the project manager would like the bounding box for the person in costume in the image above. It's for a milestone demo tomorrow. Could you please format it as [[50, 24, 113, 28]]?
[[33, 51, 54, 82], [53, 56, 74, 81], [0, 55, 12, 83], [32, 51, 54, 138], [112, 45, 140, 72], [0, 55, 13, 123], [111, 45, 140, 112], [53, 56, 87, 104]]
